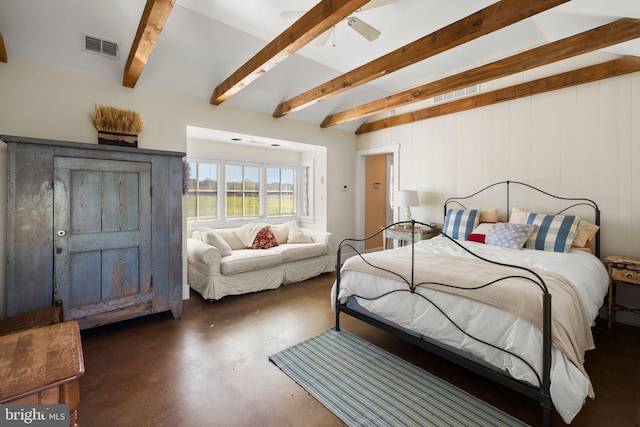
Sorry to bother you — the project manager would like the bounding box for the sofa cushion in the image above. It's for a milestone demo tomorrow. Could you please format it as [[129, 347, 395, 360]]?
[[219, 249, 282, 275], [269, 243, 328, 262]]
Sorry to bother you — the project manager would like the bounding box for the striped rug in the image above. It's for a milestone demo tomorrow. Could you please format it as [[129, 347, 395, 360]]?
[[269, 328, 528, 427]]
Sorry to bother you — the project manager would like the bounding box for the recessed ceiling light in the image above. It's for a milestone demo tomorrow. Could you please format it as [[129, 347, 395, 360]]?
[[231, 137, 242, 141], [271, 143, 280, 147]]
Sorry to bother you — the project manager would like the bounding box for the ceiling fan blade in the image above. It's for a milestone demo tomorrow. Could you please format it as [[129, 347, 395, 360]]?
[[314, 29, 333, 46], [347, 17, 380, 41], [359, 0, 399, 12], [280, 11, 305, 19]]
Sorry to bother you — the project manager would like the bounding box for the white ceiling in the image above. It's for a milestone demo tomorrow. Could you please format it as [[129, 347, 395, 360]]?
[[1, 0, 640, 135]]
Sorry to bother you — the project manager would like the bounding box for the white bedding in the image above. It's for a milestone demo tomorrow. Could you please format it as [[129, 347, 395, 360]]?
[[332, 236, 609, 424]]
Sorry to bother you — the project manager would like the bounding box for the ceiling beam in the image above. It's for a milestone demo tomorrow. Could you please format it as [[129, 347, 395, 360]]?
[[273, 0, 570, 118], [210, 0, 372, 105], [0, 32, 7, 63], [355, 56, 640, 135], [123, 0, 176, 88], [322, 18, 640, 128]]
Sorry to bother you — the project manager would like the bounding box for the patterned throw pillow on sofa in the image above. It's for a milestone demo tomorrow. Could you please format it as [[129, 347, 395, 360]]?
[[251, 226, 279, 249]]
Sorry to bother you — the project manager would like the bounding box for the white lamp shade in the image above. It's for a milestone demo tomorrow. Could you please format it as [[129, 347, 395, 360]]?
[[395, 190, 419, 207]]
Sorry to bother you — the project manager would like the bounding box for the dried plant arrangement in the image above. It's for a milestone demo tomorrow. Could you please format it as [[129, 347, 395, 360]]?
[[89, 104, 144, 147]]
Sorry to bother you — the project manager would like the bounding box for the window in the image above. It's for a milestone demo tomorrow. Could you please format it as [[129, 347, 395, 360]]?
[[300, 160, 313, 219], [267, 166, 296, 217], [226, 164, 260, 217], [186, 159, 311, 223], [186, 162, 218, 221]]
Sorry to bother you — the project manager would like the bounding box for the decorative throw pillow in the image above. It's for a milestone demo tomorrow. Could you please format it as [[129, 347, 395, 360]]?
[[524, 213, 580, 253], [486, 223, 538, 250], [508, 207, 529, 224], [479, 208, 499, 223], [466, 222, 496, 244], [233, 222, 269, 247], [271, 222, 292, 244], [572, 220, 599, 249], [251, 226, 279, 249], [288, 222, 313, 243], [443, 209, 480, 240], [201, 230, 233, 256]]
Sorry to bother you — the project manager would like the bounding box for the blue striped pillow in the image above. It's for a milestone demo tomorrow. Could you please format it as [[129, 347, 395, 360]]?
[[443, 209, 480, 240], [524, 213, 580, 253]]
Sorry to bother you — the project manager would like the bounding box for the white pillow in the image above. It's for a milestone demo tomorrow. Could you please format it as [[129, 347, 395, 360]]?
[[201, 230, 233, 256], [288, 222, 313, 243], [271, 222, 292, 244]]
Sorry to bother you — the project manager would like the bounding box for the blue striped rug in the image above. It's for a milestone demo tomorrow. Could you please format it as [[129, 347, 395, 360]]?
[[269, 328, 529, 427]]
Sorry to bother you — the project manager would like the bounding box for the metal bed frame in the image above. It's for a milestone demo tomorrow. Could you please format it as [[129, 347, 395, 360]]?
[[334, 181, 601, 427]]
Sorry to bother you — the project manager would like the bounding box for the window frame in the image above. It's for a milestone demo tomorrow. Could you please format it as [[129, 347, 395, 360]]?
[[186, 158, 312, 225]]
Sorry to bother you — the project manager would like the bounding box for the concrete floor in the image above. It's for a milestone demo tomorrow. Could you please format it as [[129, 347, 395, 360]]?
[[78, 273, 640, 427]]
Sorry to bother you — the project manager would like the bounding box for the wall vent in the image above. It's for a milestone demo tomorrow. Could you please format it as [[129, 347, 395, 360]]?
[[82, 33, 119, 59], [434, 85, 479, 104]]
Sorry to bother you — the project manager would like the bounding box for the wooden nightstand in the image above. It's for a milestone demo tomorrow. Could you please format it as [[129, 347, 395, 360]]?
[[604, 255, 640, 329], [383, 226, 439, 250]]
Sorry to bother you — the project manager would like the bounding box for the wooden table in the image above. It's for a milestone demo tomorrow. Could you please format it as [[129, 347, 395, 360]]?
[[604, 255, 640, 329], [383, 226, 439, 249], [0, 321, 85, 426]]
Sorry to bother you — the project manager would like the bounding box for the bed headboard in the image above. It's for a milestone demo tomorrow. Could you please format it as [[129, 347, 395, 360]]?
[[443, 181, 601, 257]]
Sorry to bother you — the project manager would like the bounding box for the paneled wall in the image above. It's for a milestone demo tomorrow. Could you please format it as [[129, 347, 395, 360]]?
[[357, 71, 640, 325]]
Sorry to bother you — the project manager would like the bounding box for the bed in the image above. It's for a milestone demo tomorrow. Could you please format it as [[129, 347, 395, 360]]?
[[332, 181, 609, 426]]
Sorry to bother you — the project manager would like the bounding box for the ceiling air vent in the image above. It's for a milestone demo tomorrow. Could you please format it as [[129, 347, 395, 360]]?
[[434, 85, 479, 104], [82, 33, 119, 59]]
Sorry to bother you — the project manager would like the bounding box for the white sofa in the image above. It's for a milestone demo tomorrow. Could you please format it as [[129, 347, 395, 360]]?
[[187, 221, 335, 300]]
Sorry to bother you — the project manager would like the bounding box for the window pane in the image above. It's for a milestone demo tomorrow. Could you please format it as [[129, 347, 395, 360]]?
[[199, 193, 217, 220], [267, 193, 280, 215], [281, 193, 295, 215], [185, 163, 197, 191], [186, 192, 197, 220], [226, 165, 242, 191], [226, 191, 242, 217], [267, 167, 280, 191], [244, 192, 260, 216], [244, 166, 260, 191], [281, 169, 294, 191], [198, 163, 217, 191]]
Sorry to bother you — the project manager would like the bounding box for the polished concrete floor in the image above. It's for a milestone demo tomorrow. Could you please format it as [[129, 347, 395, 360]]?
[[78, 273, 640, 427]]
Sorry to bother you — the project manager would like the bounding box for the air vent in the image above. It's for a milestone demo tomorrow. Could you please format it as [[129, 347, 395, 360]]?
[[82, 33, 119, 59], [434, 85, 479, 104]]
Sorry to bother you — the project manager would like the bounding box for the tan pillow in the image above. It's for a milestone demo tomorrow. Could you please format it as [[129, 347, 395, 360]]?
[[508, 207, 528, 224], [271, 222, 292, 244], [201, 230, 233, 256], [480, 208, 499, 223], [288, 222, 313, 243], [572, 220, 599, 248], [201, 227, 245, 250]]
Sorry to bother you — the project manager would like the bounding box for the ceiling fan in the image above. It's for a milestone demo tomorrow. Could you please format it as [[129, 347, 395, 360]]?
[[280, 0, 399, 46]]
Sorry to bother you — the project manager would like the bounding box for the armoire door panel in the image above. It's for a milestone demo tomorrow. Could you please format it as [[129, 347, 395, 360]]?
[[53, 157, 151, 323]]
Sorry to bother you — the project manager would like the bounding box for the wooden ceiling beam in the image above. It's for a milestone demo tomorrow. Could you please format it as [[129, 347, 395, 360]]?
[[322, 18, 640, 128], [273, 0, 570, 118], [356, 56, 640, 135], [123, 0, 176, 88], [210, 0, 372, 105], [0, 32, 7, 63]]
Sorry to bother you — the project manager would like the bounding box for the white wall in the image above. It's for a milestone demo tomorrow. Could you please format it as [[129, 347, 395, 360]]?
[[0, 59, 357, 317], [357, 69, 640, 325]]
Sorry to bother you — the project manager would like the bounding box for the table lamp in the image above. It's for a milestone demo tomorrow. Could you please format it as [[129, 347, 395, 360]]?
[[395, 190, 419, 225]]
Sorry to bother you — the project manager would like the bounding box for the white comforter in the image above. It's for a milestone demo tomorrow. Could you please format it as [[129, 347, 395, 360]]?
[[332, 237, 609, 424]]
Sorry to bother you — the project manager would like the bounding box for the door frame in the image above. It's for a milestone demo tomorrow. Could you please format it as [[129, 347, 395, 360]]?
[[355, 144, 400, 253]]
